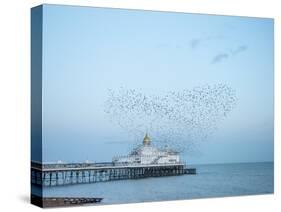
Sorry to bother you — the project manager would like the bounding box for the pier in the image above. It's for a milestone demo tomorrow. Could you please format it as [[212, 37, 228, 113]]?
[[31, 195, 103, 208], [31, 161, 196, 187]]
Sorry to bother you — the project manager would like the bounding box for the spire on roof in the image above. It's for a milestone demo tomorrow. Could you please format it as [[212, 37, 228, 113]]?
[[143, 133, 151, 145]]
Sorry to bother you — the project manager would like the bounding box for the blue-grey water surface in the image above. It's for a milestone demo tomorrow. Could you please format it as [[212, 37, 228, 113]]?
[[39, 162, 273, 204]]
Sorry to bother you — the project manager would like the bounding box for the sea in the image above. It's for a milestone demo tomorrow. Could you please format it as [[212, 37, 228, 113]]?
[[37, 162, 273, 205]]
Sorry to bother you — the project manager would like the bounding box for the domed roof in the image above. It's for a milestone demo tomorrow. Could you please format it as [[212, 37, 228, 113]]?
[[143, 133, 151, 145]]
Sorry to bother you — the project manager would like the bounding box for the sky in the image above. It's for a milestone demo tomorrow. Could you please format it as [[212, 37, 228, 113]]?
[[34, 4, 273, 164]]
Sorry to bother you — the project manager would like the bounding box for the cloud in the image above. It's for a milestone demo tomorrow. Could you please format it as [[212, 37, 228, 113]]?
[[211, 45, 248, 64], [190, 39, 201, 49], [211, 53, 229, 64], [189, 35, 224, 49], [232, 45, 248, 55]]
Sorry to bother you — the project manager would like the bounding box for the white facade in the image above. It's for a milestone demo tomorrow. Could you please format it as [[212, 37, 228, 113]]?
[[112, 134, 181, 165]]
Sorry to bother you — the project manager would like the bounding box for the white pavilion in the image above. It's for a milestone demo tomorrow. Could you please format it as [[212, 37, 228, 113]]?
[[112, 133, 180, 165]]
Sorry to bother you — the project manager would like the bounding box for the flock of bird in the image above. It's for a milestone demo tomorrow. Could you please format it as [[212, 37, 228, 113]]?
[[104, 84, 237, 153]]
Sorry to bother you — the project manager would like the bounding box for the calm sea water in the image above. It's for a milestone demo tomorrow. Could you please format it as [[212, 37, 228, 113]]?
[[39, 162, 273, 204]]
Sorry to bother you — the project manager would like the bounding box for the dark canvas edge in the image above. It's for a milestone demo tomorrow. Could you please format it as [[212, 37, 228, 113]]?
[[31, 5, 43, 208]]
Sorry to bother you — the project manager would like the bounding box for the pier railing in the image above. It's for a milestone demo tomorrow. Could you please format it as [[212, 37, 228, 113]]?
[[31, 161, 196, 187]]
